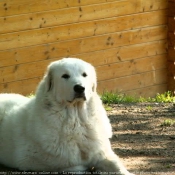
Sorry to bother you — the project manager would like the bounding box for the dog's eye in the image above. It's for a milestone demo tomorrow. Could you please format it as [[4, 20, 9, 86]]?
[[82, 72, 87, 77], [62, 74, 70, 79]]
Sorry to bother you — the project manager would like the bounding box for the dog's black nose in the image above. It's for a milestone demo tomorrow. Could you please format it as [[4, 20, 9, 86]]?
[[74, 85, 85, 93]]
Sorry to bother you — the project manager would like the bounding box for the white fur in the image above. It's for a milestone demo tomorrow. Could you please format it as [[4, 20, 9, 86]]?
[[0, 58, 133, 175]]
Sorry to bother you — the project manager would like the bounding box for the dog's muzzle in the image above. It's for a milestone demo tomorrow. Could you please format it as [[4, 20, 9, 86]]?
[[74, 85, 86, 101]]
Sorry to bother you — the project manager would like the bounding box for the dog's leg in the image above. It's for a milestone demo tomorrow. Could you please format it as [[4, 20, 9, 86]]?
[[95, 153, 134, 175]]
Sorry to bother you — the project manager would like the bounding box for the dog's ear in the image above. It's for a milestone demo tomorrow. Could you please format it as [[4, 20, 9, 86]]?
[[44, 68, 54, 92]]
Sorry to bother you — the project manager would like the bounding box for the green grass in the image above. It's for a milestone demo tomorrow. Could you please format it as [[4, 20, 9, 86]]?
[[161, 119, 175, 127], [101, 91, 175, 104], [146, 105, 153, 111], [27, 92, 35, 98], [104, 104, 113, 111], [142, 91, 175, 103], [101, 91, 137, 104]]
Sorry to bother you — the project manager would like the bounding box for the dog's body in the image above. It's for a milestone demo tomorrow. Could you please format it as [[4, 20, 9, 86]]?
[[0, 58, 133, 174]]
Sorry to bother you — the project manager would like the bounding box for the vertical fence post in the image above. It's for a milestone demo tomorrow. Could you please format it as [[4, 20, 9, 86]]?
[[168, 0, 175, 94]]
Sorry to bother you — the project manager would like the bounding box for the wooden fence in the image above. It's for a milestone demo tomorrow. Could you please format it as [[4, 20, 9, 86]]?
[[168, 0, 175, 94], [0, 0, 173, 97]]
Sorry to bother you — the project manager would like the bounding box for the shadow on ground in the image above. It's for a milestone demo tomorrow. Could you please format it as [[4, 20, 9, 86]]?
[[109, 103, 175, 174]]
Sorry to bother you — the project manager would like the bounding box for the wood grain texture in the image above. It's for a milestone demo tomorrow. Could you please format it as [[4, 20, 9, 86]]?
[[167, 0, 175, 93], [168, 47, 175, 61], [168, 62, 175, 76], [96, 54, 167, 81], [0, 24, 168, 51], [168, 17, 175, 32], [0, 53, 167, 86], [0, 5, 167, 33], [0, 0, 168, 18], [0, 39, 167, 68], [77, 40, 168, 66], [168, 0, 175, 16], [168, 32, 175, 48], [125, 84, 167, 98], [98, 69, 167, 93], [0, 77, 41, 95], [0, 0, 169, 96], [0, 68, 167, 97], [167, 60, 175, 93], [0, 0, 116, 17]]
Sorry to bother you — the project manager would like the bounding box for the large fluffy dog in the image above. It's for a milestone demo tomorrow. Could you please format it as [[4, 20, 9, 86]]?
[[0, 58, 133, 175]]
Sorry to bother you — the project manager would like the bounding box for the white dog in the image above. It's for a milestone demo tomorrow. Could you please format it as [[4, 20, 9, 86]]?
[[0, 58, 133, 175]]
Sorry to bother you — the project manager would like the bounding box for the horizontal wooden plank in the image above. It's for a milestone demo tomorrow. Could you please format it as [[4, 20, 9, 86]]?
[[0, 77, 41, 95], [0, 0, 168, 34], [0, 0, 116, 17], [0, 39, 167, 68], [168, 47, 175, 61], [0, 60, 49, 84], [168, 17, 175, 32], [0, 9, 167, 52], [98, 68, 167, 93], [97, 54, 167, 81], [125, 84, 167, 98], [0, 69, 168, 97], [78, 40, 168, 66], [0, 52, 167, 84], [0, 4, 167, 34], [0, 24, 168, 51], [0, 10, 167, 49]]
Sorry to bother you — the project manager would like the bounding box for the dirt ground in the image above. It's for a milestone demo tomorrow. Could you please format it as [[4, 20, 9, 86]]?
[[109, 102, 175, 175], [0, 102, 174, 175]]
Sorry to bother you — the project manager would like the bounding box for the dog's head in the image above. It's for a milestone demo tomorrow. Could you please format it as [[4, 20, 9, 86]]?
[[42, 58, 97, 104]]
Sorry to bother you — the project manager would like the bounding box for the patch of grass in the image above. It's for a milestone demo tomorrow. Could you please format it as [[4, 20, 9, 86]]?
[[146, 106, 153, 111], [27, 92, 35, 98], [104, 104, 113, 111], [161, 119, 175, 127], [101, 91, 175, 104], [165, 164, 172, 169], [146, 91, 175, 103], [101, 91, 139, 104]]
